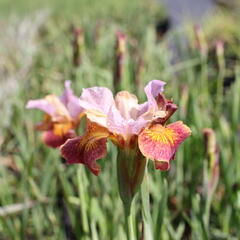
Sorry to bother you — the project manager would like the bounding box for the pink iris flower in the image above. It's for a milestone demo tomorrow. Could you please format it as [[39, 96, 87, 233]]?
[[26, 81, 83, 148], [61, 80, 191, 175]]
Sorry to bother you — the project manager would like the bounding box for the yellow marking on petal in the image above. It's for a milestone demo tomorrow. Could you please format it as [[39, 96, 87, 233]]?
[[115, 91, 139, 120], [78, 121, 110, 151], [84, 109, 108, 127], [138, 121, 191, 166], [45, 94, 71, 121], [53, 122, 74, 136], [144, 125, 176, 146], [35, 114, 53, 131]]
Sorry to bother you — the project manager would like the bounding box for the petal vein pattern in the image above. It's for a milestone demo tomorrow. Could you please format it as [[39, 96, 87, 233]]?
[[26, 80, 83, 148], [79, 87, 115, 127], [61, 122, 110, 175], [138, 121, 191, 171]]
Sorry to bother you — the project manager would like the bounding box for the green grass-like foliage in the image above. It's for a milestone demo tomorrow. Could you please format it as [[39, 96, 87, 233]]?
[[0, 0, 240, 239]]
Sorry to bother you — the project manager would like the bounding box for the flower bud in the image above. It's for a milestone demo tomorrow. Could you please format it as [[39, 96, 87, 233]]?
[[113, 31, 126, 92], [194, 24, 208, 57], [216, 40, 224, 59], [203, 128, 220, 198], [117, 143, 147, 214], [72, 27, 84, 67]]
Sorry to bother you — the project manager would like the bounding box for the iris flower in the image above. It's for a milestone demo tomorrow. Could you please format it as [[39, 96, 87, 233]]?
[[26, 81, 83, 148], [61, 80, 191, 176]]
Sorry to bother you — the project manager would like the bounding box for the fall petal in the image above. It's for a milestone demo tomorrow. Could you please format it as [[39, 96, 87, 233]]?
[[35, 114, 53, 131], [138, 121, 191, 171], [60, 122, 110, 175], [154, 160, 170, 171], [42, 130, 76, 148]]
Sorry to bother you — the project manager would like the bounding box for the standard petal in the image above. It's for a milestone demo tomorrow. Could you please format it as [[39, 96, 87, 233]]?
[[115, 91, 139, 120], [67, 97, 83, 119], [79, 87, 115, 114], [144, 80, 166, 110], [78, 87, 115, 127], [26, 99, 56, 116], [60, 80, 83, 118], [60, 122, 110, 175], [27, 94, 71, 122], [138, 121, 191, 171], [42, 130, 76, 148], [129, 117, 149, 135], [107, 105, 126, 136], [60, 80, 74, 106]]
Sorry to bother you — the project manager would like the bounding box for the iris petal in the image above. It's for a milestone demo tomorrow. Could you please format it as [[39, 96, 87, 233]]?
[[60, 80, 83, 118], [144, 80, 166, 111], [138, 121, 191, 171], [60, 122, 110, 175], [43, 130, 76, 148], [27, 94, 71, 122]]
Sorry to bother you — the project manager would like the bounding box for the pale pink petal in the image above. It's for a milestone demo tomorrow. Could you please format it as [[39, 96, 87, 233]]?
[[107, 106, 149, 137], [137, 102, 149, 116], [60, 80, 74, 106], [107, 105, 127, 136], [79, 87, 115, 114], [115, 91, 139, 120], [144, 80, 166, 110], [27, 95, 71, 122], [129, 117, 150, 135], [67, 97, 83, 118], [60, 80, 83, 118], [26, 99, 56, 116], [107, 93, 151, 137]]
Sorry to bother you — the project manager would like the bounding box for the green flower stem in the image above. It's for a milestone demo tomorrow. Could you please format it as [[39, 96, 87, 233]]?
[[140, 163, 153, 240], [117, 147, 147, 240], [117, 146, 147, 217], [216, 45, 225, 117], [124, 205, 136, 240], [77, 167, 89, 234]]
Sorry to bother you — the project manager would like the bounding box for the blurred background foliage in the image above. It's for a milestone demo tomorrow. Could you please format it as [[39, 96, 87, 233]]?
[[0, 0, 239, 239]]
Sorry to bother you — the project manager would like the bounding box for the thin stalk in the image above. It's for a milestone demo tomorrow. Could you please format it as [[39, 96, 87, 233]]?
[[124, 206, 135, 240], [216, 42, 225, 117], [140, 164, 153, 240], [57, 158, 77, 240], [200, 54, 209, 106], [77, 167, 90, 234]]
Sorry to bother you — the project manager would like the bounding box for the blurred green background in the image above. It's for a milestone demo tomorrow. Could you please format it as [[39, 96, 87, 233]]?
[[0, 0, 239, 239]]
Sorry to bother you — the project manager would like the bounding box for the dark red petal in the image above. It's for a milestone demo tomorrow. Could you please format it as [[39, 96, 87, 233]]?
[[60, 122, 109, 176], [42, 130, 75, 148]]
